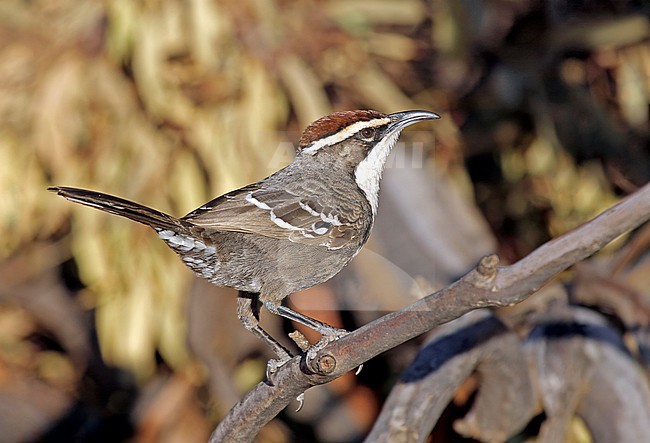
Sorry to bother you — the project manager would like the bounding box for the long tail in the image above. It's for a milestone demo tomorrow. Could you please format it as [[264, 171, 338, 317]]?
[[49, 186, 184, 232]]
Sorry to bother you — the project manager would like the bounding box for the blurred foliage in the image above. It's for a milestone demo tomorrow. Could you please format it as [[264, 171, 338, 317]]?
[[0, 0, 445, 380], [0, 0, 648, 441]]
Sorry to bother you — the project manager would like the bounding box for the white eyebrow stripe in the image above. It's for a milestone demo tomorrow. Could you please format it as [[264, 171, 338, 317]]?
[[301, 118, 390, 155]]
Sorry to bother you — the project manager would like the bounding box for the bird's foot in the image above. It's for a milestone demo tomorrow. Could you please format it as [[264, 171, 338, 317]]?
[[266, 353, 293, 383], [317, 324, 349, 340], [305, 327, 349, 365]]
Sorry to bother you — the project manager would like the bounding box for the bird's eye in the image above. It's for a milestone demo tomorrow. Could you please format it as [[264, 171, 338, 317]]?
[[360, 128, 375, 139]]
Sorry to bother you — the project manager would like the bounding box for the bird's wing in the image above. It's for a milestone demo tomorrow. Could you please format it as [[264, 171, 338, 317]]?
[[182, 184, 363, 250]]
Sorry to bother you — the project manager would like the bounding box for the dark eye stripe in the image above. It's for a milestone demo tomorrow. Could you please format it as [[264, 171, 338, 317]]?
[[299, 110, 388, 149]]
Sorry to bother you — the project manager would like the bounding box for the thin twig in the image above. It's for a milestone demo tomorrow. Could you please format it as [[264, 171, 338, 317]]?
[[210, 182, 650, 443]]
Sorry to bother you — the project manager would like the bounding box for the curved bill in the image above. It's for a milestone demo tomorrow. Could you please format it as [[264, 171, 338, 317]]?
[[387, 110, 440, 133]]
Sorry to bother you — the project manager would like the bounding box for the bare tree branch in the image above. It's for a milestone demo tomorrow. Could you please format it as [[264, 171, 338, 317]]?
[[365, 310, 537, 442], [526, 306, 650, 443], [210, 183, 650, 443]]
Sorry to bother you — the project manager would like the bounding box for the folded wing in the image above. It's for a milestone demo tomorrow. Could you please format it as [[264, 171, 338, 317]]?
[[182, 185, 361, 250]]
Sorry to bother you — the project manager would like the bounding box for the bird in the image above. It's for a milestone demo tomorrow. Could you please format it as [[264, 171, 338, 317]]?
[[49, 109, 439, 366]]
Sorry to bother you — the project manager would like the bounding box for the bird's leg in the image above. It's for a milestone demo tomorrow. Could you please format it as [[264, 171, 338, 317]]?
[[265, 301, 349, 371], [237, 292, 293, 372], [264, 301, 348, 340]]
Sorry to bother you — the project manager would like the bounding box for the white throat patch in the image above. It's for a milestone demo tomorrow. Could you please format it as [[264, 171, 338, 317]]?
[[354, 130, 401, 215]]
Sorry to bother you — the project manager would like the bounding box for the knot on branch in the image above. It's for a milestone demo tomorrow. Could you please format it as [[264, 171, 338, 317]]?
[[313, 354, 337, 374], [477, 254, 499, 277], [468, 254, 500, 290]]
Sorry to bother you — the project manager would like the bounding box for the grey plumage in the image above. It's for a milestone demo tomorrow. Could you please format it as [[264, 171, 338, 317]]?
[[49, 109, 439, 364]]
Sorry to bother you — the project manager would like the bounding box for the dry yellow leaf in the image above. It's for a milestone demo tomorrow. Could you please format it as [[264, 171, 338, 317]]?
[[368, 33, 417, 61], [354, 65, 413, 111], [327, 0, 426, 27], [279, 55, 331, 126]]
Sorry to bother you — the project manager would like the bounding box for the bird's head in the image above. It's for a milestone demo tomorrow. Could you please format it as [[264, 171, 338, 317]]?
[[297, 109, 440, 214]]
